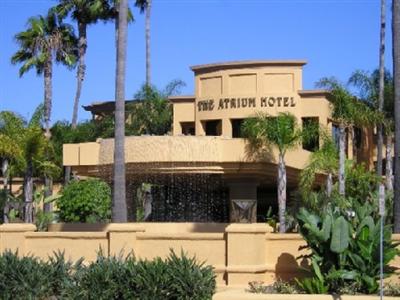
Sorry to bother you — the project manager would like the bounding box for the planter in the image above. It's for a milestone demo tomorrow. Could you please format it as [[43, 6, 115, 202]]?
[[213, 289, 400, 300]]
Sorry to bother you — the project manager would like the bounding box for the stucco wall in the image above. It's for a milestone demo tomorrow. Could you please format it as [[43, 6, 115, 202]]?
[[1, 223, 400, 287]]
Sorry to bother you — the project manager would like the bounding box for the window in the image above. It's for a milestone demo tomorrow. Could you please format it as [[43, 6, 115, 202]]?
[[302, 117, 319, 152], [231, 119, 244, 138], [203, 120, 222, 136], [181, 122, 195, 135], [354, 127, 362, 149]]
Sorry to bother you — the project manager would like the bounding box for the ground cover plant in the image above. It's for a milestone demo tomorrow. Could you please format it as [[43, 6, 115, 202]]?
[[0, 250, 216, 300]]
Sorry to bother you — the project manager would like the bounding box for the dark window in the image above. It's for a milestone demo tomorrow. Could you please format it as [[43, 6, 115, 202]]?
[[204, 120, 222, 136], [354, 127, 362, 149], [302, 117, 319, 152], [231, 119, 244, 138], [181, 122, 195, 135]]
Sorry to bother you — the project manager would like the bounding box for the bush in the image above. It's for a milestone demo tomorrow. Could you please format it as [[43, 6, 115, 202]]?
[[0, 250, 216, 300], [0, 250, 76, 300], [57, 179, 111, 223], [297, 201, 399, 294]]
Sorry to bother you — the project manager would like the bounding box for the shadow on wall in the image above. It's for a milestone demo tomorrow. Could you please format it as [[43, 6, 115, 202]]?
[[275, 252, 310, 282], [48, 222, 229, 233], [243, 138, 275, 163]]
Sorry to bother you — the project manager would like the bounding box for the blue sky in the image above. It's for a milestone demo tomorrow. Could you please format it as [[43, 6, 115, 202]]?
[[0, 0, 393, 123]]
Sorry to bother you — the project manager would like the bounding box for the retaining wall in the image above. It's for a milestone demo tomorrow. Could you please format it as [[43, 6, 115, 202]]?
[[1, 223, 399, 287]]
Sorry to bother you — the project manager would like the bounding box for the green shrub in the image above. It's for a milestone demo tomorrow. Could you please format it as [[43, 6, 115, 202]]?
[[0, 250, 75, 300], [57, 179, 111, 223], [71, 251, 216, 300], [0, 250, 216, 300], [297, 202, 399, 294]]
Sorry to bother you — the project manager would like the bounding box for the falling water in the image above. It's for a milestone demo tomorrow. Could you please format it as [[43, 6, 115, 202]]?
[[98, 136, 229, 222]]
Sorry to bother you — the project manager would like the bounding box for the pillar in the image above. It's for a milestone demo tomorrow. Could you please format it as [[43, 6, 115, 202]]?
[[0, 223, 36, 255], [225, 223, 269, 286], [108, 223, 145, 257]]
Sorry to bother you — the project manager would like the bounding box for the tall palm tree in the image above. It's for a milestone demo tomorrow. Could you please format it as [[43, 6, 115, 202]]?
[[317, 78, 378, 196], [142, 0, 151, 86], [54, 0, 113, 128], [11, 11, 77, 139], [348, 69, 394, 191], [393, 0, 400, 232], [377, 0, 386, 177], [113, 0, 128, 222], [242, 112, 310, 233]]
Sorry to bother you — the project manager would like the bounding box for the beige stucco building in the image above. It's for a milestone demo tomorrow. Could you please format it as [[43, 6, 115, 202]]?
[[63, 60, 375, 223]]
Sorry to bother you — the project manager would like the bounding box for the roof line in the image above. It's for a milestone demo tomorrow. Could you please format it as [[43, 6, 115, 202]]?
[[190, 60, 307, 73]]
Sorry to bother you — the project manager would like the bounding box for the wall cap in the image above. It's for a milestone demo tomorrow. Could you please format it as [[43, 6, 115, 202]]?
[[226, 224, 271, 233], [0, 224, 36, 232], [107, 223, 145, 232], [25, 232, 107, 239], [213, 289, 397, 300]]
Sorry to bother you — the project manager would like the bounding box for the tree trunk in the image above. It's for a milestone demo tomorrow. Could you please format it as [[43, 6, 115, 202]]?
[[43, 57, 52, 139], [386, 135, 394, 191], [24, 160, 34, 223], [339, 124, 346, 196], [377, 0, 386, 177], [43, 176, 53, 213], [145, 0, 151, 87], [71, 22, 87, 129], [393, 0, 400, 232], [326, 172, 333, 197], [277, 153, 287, 233], [2, 158, 9, 190], [2, 158, 9, 223], [112, 0, 128, 223]]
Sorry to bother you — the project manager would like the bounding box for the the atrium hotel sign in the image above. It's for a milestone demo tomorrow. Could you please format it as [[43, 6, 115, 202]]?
[[197, 96, 296, 112]]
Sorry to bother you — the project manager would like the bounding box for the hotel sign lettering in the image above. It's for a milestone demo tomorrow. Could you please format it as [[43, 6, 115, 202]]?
[[197, 96, 296, 112]]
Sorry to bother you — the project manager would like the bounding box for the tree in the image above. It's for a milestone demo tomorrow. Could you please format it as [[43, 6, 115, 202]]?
[[348, 69, 394, 191], [300, 134, 338, 197], [113, 0, 129, 222], [0, 107, 47, 223], [0, 112, 24, 223], [377, 0, 386, 177], [242, 112, 312, 233], [393, 0, 400, 232], [54, 0, 113, 129], [317, 77, 378, 196], [126, 80, 185, 135], [137, 0, 151, 86], [11, 11, 77, 139], [145, 0, 151, 86]]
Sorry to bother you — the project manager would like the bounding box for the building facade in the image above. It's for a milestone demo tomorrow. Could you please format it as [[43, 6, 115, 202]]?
[[64, 60, 375, 223]]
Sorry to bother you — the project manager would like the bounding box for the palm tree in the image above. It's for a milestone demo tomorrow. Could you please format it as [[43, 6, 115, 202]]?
[[0, 108, 46, 223], [113, 0, 129, 222], [0, 112, 24, 223], [141, 0, 151, 86], [242, 112, 310, 233], [377, 0, 386, 177], [317, 77, 378, 196], [393, 0, 400, 232], [348, 69, 394, 191], [300, 134, 338, 197], [54, 0, 113, 128], [11, 11, 77, 139]]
